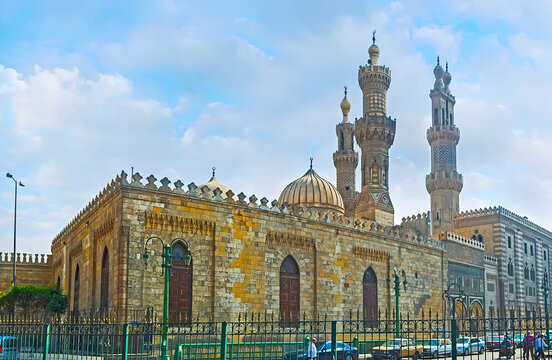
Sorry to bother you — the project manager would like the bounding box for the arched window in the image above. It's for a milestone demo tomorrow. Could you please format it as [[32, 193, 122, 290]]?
[[507, 259, 514, 276], [169, 241, 192, 322], [280, 256, 299, 327], [363, 267, 378, 326], [74, 265, 80, 312], [57, 276, 61, 289], [434, 109, 438, 126], [477, 234, 483, 242], [530, 266, 535, 282], [524, 265, 529, 280], [339, 131, 344, 151], [100, 248, 109, 309]]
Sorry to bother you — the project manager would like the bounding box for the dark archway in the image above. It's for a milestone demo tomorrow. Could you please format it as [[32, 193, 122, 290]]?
[[280, 255, 300, 327], [100, 248, 109, 309], [363, 267, 378, 326], [169, 241, 192, 322], [73, 265, 80, 312]]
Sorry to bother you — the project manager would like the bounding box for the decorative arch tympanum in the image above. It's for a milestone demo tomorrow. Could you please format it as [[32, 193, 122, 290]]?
[[280, 255, 300, 327], [73, 265, 80, 312], [100, 247, 109, 309], [169, 241, 192, 322], [363, 267, 378, 325]]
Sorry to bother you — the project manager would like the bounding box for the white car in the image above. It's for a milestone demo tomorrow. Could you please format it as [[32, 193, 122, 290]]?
[[457, 337, 485, 356], [422, 339, 452, 358]]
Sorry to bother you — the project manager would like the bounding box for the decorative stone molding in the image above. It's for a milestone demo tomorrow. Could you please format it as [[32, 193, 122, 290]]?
[[69, 241, 83, 258], [352, 246, 389, 263], [439, 231, 484, 250], [93, 218, 114, 242], [266, 231, 316, 251], [145, 211, 215, 236], [0, 252, 52, 264]]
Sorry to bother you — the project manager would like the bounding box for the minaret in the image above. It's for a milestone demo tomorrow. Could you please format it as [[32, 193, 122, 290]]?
[[333, 87, 359, 217], [426, 59, 463, 235], [354, 31, 396, 225]]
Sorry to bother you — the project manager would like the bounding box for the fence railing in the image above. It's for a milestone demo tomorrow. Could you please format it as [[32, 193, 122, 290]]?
[[1, 312, 552, 360]]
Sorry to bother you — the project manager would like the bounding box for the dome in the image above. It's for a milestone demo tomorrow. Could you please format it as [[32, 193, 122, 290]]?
[[279, 161, 344, 214], [199, 167, 235, 199], [340, 87, 351, 118], [443, 62, 452, 91], [368, 30, 380, 65], [433, 56, 444, 90]]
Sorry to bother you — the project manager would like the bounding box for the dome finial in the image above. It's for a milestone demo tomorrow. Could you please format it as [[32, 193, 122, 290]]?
[[344, 86, 347, 97], [310, 157, 313, 169], [212, 167, 216, 178], [445, 62, 448, 71], [437, 56, 440, 66], [372, 30, 376, 44], [368, 30, 380, 65]]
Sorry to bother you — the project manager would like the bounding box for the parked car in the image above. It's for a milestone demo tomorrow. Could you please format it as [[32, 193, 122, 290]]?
[[486, 335, 504, 351], [457, 337, 485, 356], [422, 339, 452, 358], [513, 334, 524, 348], [0, 336, 19, 360], [282, 341, 358, 360], [372, 339, 423, 360]]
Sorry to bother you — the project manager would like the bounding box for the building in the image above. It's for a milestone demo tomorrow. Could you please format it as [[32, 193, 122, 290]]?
[[3, 36, 550, 321]]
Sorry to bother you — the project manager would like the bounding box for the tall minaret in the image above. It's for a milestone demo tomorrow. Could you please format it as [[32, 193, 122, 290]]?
[[426, 59, 463, 235], [333, 87, 359, 217], [354, 31, 396, 225]]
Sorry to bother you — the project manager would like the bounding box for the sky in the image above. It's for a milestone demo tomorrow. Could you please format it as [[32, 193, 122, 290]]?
[[2, 0, 552, 254]]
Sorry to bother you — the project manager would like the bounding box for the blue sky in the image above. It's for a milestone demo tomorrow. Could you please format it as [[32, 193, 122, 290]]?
[[2, 0, 552, 254]]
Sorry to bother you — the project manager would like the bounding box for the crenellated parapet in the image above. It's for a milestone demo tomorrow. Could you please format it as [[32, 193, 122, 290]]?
[[455, 206, 552, 238], [439, 231, 485, 250], [52, 171, 129, 247], [485, 254, 498, 264], [401, 212, 431, 237], [0, 252, 52, 264]]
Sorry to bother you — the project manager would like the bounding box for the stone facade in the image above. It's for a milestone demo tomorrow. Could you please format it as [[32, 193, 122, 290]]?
[[46, 172, 448, 321], [0, 253, 52, 292], [454, 206, 552, 312]]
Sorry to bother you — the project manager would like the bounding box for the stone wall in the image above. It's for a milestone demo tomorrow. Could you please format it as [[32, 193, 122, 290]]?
[[0, 253, 52, 292], [47, 171, 450, 322]]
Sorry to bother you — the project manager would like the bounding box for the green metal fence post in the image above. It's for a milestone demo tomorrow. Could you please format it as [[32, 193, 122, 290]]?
[[220, 322, 228, 360], [173, 344, 183, 360], [121, 323, 129, 360], [451, 318, 457, 360], [331, 320, 337, 360], [42, 323, 50, 360], [353, 336, 358, 349]]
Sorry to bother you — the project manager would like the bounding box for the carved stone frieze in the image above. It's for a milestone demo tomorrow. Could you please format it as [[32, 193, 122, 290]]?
[[145, 211, 215, 236], [352, 246, 389, 263], [266, 231, 316, 251]]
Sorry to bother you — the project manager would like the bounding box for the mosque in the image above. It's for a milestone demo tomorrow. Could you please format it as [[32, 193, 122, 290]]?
[[2, 35, 551, 322]]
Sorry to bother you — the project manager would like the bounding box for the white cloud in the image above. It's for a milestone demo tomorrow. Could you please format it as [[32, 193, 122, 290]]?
[[411, 24, 462, 61], [0, 65, 27, 93]]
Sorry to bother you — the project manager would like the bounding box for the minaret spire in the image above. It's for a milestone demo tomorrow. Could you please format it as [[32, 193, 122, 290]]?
[[426, 60, 463, 236], [354, 35, 395, 225]]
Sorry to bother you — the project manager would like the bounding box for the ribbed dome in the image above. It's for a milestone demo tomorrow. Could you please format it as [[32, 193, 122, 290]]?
[[279, 164, 344, 214]]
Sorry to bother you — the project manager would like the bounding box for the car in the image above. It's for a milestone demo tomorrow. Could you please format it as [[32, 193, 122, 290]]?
[[457, 337, 485, 356], [0, 336, 19, 360], [372, 338, 423, 360], [485, 336, 504, 351], [422, 339, 452, 358], [513, 334, 524, 348], [282, 341, 358, 360]]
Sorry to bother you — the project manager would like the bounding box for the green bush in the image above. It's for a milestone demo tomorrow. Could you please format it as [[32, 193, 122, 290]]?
[[0, 284, 67, 316]]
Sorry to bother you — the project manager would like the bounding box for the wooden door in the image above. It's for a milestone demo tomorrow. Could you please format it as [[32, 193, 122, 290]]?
[[169, 242, 192, 323], [363, 267, 377, 326], [280, 256, 299, 327]]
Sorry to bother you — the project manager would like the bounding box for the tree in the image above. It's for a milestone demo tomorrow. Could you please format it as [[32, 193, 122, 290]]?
[[0, 284, 67, 317]]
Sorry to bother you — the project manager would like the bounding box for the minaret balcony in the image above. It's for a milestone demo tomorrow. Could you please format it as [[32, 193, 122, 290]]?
[[427, 125, 460, 143]]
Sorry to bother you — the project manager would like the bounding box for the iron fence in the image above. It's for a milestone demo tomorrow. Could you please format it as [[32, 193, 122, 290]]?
[[1, 310, 552, 360]]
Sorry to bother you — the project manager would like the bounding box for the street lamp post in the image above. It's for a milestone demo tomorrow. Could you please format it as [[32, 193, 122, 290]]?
[[6, 173, 24, 286], [442, 283, 467, 360], [387, 268, 408, 338], [143, 237, 191, 360], [542, 272, 549, 343]]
